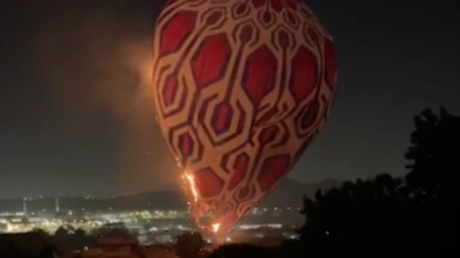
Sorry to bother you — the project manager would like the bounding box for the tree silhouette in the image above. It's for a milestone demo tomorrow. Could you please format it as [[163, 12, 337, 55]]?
[[74, 228, 86, 238], [0, 232, 56, 258], [54, 226, 69, 237], [94, 222, 134, 239], [292, 107, 459, 258], [405, 106, 460, 200], [403, 106, 459, 256], [175, 232, 205, 258], [296, 174, 410, 258], [210, 244, 280, 258], [31, 228, 49, 238]]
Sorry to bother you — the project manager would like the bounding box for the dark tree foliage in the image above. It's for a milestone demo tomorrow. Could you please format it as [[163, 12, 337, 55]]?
[[291, 107, 459, 258], [51, 227, 97, 254], [209, 244, 280, 258], [403, 106, 459, 255], [92, 222, 133, 239], [175, 232, 205, 258], [0, 232, 56, 258], [31, 228, 49, 238], [295, 174, 410, 258], [54, 226, 69, 237], [405, 106, 460, 200]]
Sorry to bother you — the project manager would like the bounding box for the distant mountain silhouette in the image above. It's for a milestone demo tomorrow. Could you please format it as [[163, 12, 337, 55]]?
[[0, 179, 341, 213]]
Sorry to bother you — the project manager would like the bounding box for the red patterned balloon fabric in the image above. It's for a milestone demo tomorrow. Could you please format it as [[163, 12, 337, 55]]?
[[152, 0, 337, 236]]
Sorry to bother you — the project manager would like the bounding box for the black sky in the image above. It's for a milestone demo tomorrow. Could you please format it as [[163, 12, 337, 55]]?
[[0, 0, 458, 198]]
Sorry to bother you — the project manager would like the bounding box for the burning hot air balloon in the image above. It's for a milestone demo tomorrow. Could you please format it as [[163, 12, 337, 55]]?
[[152, 0, 337, 236]]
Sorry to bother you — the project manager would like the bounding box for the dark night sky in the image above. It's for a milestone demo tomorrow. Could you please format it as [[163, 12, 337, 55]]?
[[0, 0, 458, 198]]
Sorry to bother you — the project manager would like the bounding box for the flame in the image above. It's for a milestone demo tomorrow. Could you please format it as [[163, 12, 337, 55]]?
[[184, 173, 199, 203], [181, 171, 223, 237], [211, 223, 220, 233]]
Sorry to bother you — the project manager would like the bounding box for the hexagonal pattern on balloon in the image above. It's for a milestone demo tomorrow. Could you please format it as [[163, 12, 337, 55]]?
[[191, 33, 231, 89], [210, 101, 234, 135], [159, 11, 197, 56], [241, 45, 277, 106], [290, 46, 318, 104], [194, 167, 224, 198], [169, 123, 204, 164], [257, 154, 291, 192], [152, 0, 338, 234], [157, 73, 188, 118], [199, 98, 248, 147]]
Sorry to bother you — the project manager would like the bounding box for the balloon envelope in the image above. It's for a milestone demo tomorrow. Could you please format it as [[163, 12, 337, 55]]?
[[152, 0, 337, 235]]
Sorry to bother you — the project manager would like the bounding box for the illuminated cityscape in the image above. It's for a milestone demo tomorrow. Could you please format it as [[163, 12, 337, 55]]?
[[0, 194, 301, 245]]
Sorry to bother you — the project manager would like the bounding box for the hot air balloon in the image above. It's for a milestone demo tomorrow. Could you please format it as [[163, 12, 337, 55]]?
[[152, 0, 337, 236]]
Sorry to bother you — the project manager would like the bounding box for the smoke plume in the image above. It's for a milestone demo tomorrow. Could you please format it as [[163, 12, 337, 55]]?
[[33, 0, 179, 194]]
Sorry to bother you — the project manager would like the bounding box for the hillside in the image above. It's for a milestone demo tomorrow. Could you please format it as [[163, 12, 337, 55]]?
[[0, 178, 341, 213]]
